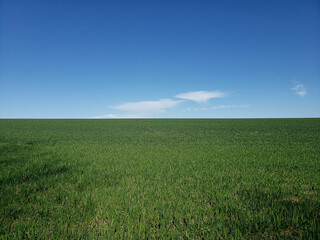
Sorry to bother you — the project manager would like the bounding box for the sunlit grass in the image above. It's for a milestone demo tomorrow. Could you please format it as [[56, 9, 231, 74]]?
[[1, 119, 319, 239]]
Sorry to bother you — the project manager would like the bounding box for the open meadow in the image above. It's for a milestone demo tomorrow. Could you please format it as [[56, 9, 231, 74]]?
[[0, 119, 319, 239]]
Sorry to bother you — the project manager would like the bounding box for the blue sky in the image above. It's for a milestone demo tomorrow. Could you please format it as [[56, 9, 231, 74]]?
[[1, 0, 319, 118]]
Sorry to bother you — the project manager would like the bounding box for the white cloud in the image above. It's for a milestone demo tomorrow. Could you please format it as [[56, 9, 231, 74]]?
[[292, 84, 307, 97], [110, 99, 182, 113], [93, 90, 236, 118], [188, 104, 250, 111], [91, 113, 149, 119], [211, 104, 250, 109], [175, 90, 226, 103]]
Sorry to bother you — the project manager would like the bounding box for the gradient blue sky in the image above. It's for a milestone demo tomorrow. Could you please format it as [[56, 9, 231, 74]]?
[[1, 0, 319, 118]]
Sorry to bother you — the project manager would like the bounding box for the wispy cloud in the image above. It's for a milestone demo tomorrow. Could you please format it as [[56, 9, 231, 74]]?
[[292, 84, 307, 97], [110, 99, 182, 113], [186, 104, 250, 111], [175, 90, 226, 103], [94, 90, 232, 118], [91, 113, 149, 119], [211, 104, 250, 109]]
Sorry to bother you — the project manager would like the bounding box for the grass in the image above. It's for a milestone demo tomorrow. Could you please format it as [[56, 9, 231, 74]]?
[[0, 119, 319, 239]]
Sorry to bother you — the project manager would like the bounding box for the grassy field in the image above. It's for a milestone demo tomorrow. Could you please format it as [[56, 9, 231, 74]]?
[[0, 119, 319, 239]]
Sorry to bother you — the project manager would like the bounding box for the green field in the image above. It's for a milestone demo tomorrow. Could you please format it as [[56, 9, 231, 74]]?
[[1, 119, 319, 239]]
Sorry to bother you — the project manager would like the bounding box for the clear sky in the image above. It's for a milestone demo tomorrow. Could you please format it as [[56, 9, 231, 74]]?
[[1, 0, 319, 118]]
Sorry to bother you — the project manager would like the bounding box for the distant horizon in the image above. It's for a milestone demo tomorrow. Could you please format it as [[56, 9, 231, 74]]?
[[1, 117, 319, 120], [1, 0, 319, 118]]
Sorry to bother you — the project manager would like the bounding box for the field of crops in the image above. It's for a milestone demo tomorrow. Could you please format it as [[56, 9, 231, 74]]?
[[0, 119, 319, 239]]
